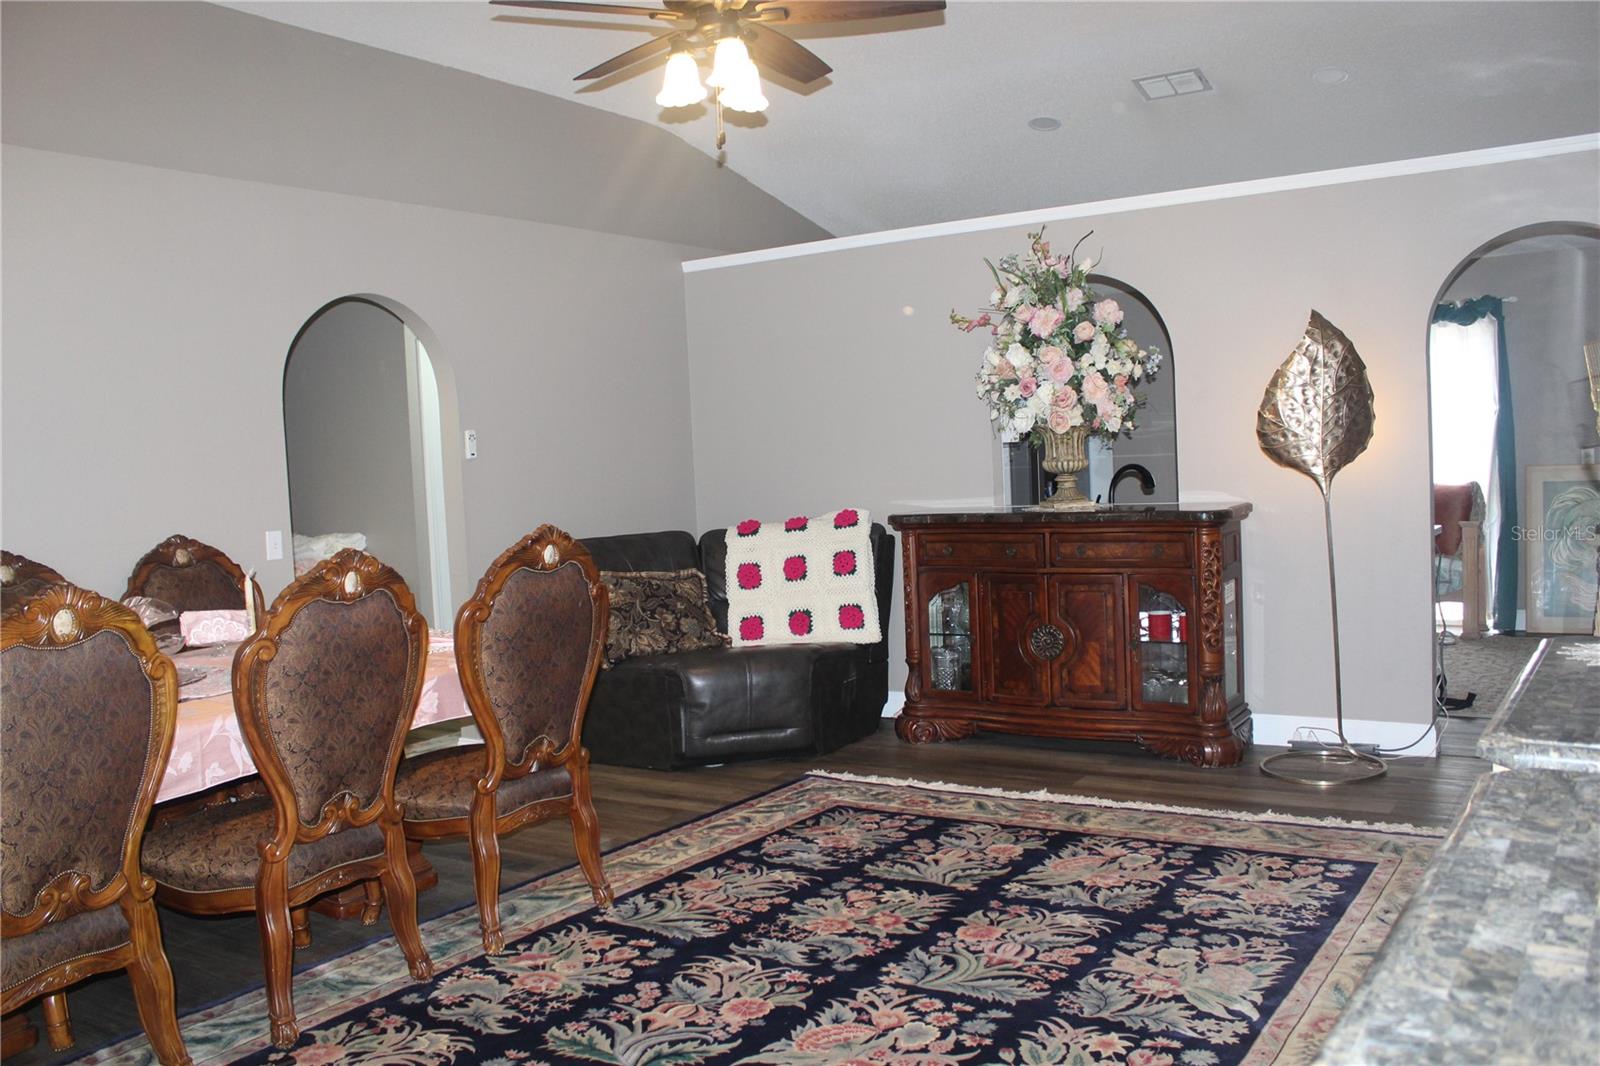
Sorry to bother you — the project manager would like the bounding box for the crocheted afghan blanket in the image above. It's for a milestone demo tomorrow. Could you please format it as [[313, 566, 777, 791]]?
[[723, 507, 880, 647]]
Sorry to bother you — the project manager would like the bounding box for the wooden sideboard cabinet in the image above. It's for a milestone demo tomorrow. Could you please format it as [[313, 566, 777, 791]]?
[[888, 505, 1252, 767]]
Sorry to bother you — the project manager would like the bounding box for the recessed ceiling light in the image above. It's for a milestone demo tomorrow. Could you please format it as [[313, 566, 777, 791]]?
[[1134, 68, 1212, 101], [1312, 66, 1350, 85], [1028, 116, 1063, 132]]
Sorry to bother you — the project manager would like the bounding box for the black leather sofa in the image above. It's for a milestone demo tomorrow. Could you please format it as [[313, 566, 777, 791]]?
[[580, 524, 894, 770]]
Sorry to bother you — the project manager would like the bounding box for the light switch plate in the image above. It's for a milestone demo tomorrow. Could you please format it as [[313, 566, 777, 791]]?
[[464, 429, 479, 460], [265, 530, 284, 561]]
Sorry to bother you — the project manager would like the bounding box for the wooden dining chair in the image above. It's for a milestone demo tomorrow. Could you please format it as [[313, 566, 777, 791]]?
[[398, 525, 612, 955], [124, 534, 265, 616], [140, 550, 433, 1049], [0, 551, 67, 613], [1, 585, 191, 1066]]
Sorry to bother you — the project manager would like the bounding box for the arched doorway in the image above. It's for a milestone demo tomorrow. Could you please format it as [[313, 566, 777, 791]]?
[[1427, 222, 1599, 718], [1003, 276, 1178, 506], [281, 296, 467, 627]]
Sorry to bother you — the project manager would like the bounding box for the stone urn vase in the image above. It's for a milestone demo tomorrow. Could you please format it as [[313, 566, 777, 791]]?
[[1038, 425, 1097, 510]]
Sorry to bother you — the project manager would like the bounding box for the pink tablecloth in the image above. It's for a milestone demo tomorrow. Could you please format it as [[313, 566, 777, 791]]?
[[157, 631, 470, 803]]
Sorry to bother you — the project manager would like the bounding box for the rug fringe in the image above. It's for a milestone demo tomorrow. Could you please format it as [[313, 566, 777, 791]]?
[[805, 770, 1446, 836]]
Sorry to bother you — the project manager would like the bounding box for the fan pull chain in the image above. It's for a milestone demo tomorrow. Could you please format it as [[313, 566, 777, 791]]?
[[715, 90, 726, 150]]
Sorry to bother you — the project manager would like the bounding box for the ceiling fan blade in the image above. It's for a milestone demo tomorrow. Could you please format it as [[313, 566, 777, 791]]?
[[490, 1, 683, 20], [752, 1, 944, 25], [744, 23, 831, 83], [575, 32, 676, 79]]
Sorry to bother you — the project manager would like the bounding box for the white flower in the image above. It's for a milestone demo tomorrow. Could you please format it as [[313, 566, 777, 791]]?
[[1090, 333, 1110, 361], [1027, 389, 1050, 416], [1035, 381, 1055, 406], [1079, 255, 1095, 272], [985, 347, 1000, 366], [1006, 343, 1032, 369], [999, 422, 1019, 443], [1065, 288, 1085, 312], [990, 287, 1004, 306], [1003, 384, 1021, 401], [1103, 409, 1123, 433], [1003, 288, 1023, 309], [1011, 409, 1036, 435], [975, 378, 989, 397]]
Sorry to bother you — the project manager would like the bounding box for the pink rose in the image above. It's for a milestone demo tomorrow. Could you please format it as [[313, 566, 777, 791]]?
[[1015, 304, 1036, 324], [1073, 320, 1097, 343], [1065, 288, 1085, 311], [1055, 260, 1073, 279], [1037, 345, 1063, 366], [1029, 305, 1065, 338], [1048, 404, 1072, 433], [1018, 375, 1037, 398], [1049, 357, 1075, 383], [995, 357, 1018, 380], [1053, 385, 1079, 410], [1093, 298, 1124, 325], [1114, 374, 1128, 388], [1081, 370, 1111, 406]]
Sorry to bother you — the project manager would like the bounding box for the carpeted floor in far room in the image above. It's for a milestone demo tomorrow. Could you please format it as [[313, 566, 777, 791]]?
[[11, 725, 1489, 1066], [1435, 633, 1548, 718]]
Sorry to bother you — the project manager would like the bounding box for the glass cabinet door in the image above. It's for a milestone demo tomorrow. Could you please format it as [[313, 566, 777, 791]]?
[[1223, 577, 1241, 702], [1133, 579, 1192, 707], [925, 579, 973, 693]]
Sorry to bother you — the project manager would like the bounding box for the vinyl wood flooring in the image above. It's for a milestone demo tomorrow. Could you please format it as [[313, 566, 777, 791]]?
[[8, 724, 1490, 1064]]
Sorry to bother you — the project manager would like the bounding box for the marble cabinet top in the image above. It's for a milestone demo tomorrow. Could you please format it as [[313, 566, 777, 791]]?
[[1477, 638, 1600, 773], [1315, 768, 1600, 1065]]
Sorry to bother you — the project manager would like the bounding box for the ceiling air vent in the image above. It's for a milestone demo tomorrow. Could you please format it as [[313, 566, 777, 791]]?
[[1134, 68, 1212, 101]]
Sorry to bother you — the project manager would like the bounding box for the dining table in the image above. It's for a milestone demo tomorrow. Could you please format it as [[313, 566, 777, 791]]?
[[160, 630, 473, 804]]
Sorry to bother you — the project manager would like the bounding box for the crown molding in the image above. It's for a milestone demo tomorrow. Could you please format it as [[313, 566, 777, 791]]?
[[684, 134, 1600, 274]]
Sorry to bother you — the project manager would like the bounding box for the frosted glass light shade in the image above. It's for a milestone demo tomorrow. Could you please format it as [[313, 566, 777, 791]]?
[[655, 50, 707, 108], [712, 37, 768, 113], [707, 35, 753, 89]]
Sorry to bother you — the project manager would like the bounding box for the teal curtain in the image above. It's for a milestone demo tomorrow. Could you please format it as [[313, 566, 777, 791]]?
[[1433, 296, 1516, 632]]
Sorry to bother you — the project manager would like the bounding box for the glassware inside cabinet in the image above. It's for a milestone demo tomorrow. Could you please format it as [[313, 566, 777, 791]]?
[[927, 582, 973, 692], [1223, 577, 1240, 701], [1137, 586, 1190, 705]]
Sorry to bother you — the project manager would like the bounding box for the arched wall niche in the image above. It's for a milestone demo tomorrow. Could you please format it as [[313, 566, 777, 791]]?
[[281, 294, 470, 626]]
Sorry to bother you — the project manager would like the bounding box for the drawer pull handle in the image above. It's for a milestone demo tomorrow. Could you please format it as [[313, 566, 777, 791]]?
[[1153, 545, 1165, 558], [1075, 544, 1088, 558], [1004, 545, 1018, 558], [940, 545, 954, 557]]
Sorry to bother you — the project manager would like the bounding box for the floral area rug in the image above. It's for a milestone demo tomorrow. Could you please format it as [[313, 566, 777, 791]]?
[[86, 773, 1441, 1066]]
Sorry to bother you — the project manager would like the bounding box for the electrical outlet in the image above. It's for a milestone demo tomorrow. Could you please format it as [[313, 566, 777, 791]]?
[[464, 429, 478, 460], [264, 530, 284, 561]]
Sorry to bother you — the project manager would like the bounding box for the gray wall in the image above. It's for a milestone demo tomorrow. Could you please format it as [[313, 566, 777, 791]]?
[[0, 1, 829, 252], [683, 151, 1600, 739], [282, 300, 425, 602], [1, 1, 826, 603]]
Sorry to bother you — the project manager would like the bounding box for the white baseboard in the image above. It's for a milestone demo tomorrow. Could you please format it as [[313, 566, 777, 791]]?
[[879, 692, 1437, 756], [1249, 713, 1439, 756]]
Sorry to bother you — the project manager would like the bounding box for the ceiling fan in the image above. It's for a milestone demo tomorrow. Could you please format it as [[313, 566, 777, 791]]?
[[489, 0, 947, 147]]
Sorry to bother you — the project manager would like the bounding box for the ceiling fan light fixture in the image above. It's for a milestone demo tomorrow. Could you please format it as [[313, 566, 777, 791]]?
[[656, 48, 708, 107]]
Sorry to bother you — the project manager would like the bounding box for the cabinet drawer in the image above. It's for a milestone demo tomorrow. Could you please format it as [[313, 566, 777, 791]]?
[[1050, 533, 1191, 568], [918, 534, 1044, 568]]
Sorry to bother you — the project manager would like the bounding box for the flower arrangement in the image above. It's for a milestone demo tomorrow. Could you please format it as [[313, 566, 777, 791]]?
[[952, 229, 1161, 446]]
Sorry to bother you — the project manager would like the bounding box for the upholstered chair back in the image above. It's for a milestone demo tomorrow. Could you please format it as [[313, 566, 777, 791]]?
[[1432, 483, 1484, 558], [1, 585, 176, 924], [236, 550, 424, 829], [0, 551, 67, 613], [458, 527, 607, 769], [125, 535, 265, 615]]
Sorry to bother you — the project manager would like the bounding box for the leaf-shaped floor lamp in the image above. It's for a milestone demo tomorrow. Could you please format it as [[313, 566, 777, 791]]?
[[1257, 311, 1386, 785]]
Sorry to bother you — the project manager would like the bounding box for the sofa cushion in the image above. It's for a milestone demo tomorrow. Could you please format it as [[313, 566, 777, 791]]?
[[600, 569, 727, 666], [582, 531, 699, 574]]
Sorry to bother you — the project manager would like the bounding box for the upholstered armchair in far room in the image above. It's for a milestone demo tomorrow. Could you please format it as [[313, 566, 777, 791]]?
[[2, 585, 191, 1065], [0, 551, 67, 613], [124, 534, 265, 616], [141, 551, 433, 1049], [398, 525, 612, 955], [1434, 482, 1486, 639]]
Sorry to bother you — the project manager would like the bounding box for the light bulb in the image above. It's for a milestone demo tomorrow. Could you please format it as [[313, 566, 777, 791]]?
[[655, 50, 706, 108]]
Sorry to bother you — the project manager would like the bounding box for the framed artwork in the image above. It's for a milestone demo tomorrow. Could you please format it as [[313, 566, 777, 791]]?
[[1523, 464, 1600, 634]]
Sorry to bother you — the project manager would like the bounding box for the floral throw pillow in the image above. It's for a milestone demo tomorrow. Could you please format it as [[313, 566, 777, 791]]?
[[599, 568, 728, 667]]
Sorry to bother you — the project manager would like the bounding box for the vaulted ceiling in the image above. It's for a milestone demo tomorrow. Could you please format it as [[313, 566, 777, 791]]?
[[230, 1, 1599, 237]]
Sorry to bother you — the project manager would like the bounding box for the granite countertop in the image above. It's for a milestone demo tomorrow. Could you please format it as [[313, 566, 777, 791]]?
[[1477, 638, 1600, 773], [1314, 768, 1600, 1065], [889, 501, 1252, 526]]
